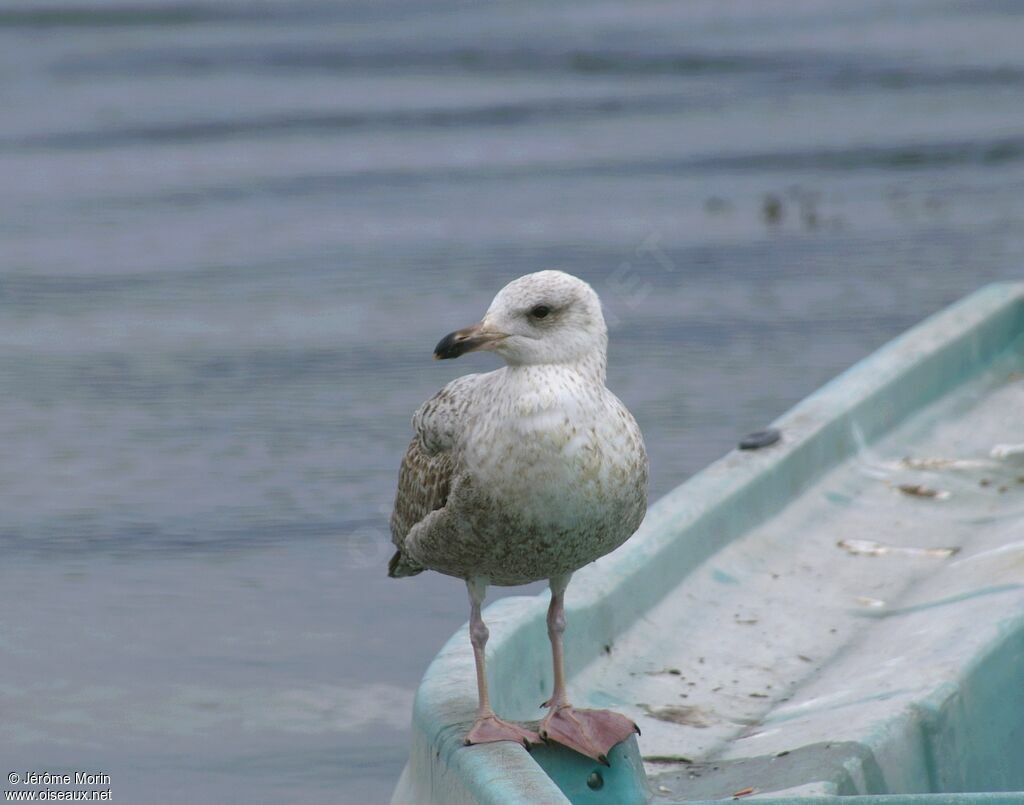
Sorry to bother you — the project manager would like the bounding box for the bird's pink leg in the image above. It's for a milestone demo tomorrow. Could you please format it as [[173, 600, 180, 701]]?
[[539, 574, 638, 765], [464, 578, 540, 748]]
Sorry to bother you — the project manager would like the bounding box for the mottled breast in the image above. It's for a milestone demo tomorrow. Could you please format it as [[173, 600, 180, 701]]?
[[453, 367, 648, 584]]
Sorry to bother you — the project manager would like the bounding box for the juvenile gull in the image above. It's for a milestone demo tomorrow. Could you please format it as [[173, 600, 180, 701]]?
[[389, 270, 648, 762]]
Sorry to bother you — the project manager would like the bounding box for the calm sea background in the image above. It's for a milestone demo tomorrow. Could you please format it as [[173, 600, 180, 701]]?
[[2, 1, 1023, 802]]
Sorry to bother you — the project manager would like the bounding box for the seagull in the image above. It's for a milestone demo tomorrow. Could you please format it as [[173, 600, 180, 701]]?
[[389, 270, 648, 763]]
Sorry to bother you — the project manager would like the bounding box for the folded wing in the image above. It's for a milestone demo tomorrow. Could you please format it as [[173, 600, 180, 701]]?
[[388, 374, 481, 578]]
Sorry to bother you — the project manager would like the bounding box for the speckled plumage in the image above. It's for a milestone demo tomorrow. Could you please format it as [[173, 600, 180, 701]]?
[[390, 271, 648, 586]]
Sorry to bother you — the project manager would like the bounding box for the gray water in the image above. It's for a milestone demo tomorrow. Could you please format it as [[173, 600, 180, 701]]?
[[2, 1, 1023, 802]]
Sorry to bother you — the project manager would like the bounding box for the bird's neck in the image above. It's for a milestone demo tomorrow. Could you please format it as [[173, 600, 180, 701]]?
[[505, 351, 607, 386]]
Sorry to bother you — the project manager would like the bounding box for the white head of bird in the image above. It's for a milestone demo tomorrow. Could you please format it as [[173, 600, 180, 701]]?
[[433, 270, 608, 369]]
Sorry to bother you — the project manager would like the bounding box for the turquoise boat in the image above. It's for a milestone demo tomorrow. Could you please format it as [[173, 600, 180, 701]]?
[[390, 283, 1024, 805]]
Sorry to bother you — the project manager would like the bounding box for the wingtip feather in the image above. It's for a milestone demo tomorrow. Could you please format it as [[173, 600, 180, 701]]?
[[388, 550, 424, 578]]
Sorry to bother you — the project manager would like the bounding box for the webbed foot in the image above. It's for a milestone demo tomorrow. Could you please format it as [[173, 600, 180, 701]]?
[[539, 705, 639, 764], [465, 714, 540, 748]]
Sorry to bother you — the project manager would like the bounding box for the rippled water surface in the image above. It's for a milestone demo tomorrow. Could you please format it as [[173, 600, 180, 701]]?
[[2, 1, 1023, 801]]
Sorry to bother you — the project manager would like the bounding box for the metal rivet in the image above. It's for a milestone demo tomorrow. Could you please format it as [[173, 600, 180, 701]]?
[[587, 770, 604, 790]]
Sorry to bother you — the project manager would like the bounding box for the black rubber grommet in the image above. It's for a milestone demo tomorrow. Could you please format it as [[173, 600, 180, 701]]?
[[739, 428, 781, 450]]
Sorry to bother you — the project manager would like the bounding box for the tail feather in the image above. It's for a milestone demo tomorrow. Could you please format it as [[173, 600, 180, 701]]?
[[388, 550, 424, 578]]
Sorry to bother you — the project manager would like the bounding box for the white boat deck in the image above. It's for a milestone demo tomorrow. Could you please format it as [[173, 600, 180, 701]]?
[[572, 348, 1024, 798]]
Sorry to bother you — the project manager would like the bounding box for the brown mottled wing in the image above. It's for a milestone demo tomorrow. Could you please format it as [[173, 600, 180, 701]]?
[[388, 373, 481, 578], [388, 436, 453, 577]]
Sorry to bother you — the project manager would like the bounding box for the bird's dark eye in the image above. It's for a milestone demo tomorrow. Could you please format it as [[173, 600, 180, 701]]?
[[529, 305, 551, 319]]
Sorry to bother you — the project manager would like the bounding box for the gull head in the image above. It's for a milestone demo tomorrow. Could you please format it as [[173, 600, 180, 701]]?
[[434, 270, 607, 366]]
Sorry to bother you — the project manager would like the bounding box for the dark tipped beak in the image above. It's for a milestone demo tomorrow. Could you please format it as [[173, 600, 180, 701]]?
[[433, 322, 506, 360]]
